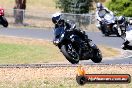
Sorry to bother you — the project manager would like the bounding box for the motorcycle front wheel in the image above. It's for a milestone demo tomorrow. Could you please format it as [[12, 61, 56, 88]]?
[[91, 49, 102, 63], [61, 44, 80, 64], [0, 16, 8, 27]]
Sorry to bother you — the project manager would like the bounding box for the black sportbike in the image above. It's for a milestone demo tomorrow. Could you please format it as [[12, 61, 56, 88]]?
[[53, 27, 102, 64]]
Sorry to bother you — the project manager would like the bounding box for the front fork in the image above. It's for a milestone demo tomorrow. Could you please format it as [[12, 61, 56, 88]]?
[[89, 41, 97, 49]]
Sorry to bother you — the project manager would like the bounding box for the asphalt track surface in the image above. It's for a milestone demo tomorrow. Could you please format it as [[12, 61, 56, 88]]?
[[0, 27, 132, 65], [0, 27, 124, 48]]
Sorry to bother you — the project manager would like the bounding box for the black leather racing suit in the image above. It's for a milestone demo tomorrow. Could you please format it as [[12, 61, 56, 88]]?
[[54, 19, 89, 42]]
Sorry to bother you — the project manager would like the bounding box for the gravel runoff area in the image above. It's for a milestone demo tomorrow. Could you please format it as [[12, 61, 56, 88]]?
[[0, 65, 132, 88]]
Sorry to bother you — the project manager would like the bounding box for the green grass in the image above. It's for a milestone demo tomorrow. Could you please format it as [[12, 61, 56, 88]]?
[[0, 42, 64, 64], [0, 41, 120, 64], [0, 36, 120, 64], [0, 42, 120, 64]]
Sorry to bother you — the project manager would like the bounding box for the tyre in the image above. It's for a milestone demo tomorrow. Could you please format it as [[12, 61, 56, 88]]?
[[116, 33, 120, 37], [104, 28, 110, 36], [0, 16, 8, 27], [104, 33, 109, 36], [103, 25, 110, 37], [76, 75, 87, 85], [91, 49, 102, 63], [61, 44, 79, 64]]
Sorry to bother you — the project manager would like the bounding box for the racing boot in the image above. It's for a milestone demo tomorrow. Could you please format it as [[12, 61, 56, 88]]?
[[121, 40, 130, 50]]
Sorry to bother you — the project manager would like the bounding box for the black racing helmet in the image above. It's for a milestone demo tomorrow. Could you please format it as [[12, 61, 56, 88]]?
[[52, 12, 61, 24]]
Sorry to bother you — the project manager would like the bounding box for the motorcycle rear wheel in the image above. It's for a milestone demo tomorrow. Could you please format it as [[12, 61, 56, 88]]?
[[61, 44, 79, 64]]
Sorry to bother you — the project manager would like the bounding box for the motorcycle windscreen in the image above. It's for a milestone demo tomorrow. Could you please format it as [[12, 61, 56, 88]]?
[[54, 27, 65, 38], [104, 13, 115, 23], [98, 9, 107, 18]]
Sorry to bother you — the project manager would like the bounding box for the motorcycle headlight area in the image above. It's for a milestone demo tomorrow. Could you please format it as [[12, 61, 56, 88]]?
[[70, 35, 76, 42], [89, 41, 95, 47], [61, 34, 64, 38], [2, 10, 4, 13], [53, 39, 60, 45], [0, 9, 4, 13]]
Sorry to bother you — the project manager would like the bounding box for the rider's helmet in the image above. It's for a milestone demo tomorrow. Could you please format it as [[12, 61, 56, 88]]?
[[118, 16, 126, 24], [52, 12, 62, 24], [96, 2, 103, 10]]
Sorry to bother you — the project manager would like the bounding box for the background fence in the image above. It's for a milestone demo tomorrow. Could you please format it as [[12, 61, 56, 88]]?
[[4, 9, 98, 31], [3, 9, 132, 31]]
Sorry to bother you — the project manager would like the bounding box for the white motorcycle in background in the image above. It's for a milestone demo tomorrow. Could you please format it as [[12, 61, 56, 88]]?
[[121, 19, 132, 50], [126, 25, 132, 42], [97, 9, 120, 36]]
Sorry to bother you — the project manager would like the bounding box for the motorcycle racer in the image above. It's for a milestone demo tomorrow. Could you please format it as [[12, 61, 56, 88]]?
[[52, 12, 90, 45], [96, 2, 114, 34]]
